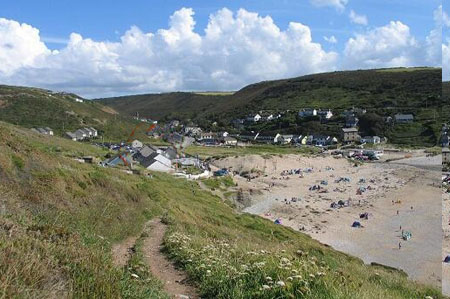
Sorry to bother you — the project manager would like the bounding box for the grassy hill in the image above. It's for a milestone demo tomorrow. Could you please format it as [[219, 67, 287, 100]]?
[[0, 85, 147, 142], [443, 81, 450, 123], [0, 120, 443, 298], [99, 67, 442, 147]]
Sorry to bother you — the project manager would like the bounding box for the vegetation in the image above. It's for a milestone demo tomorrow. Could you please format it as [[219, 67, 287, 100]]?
[[0, 85, 148, 142], [0, 121, 444, 298], [100, 67, 442, 146]]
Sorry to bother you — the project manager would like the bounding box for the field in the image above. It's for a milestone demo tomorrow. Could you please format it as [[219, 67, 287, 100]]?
[[0, 121, 443, 298], [184, 144, 321, 159]]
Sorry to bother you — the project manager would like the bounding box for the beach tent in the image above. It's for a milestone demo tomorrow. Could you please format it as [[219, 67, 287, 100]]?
[[444, 256, 450, 263], [402, 231, 412, 241], [359, 212, 369, 219], [274, 218, 281, 224], [352, 221, 361, 228]]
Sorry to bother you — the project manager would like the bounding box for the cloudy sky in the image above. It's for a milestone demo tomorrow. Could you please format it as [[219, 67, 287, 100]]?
[[0, 0, 442, 98]]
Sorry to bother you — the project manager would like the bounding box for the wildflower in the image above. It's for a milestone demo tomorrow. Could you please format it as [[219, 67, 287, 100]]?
[[287, 277, 293, 281], [292, 269, 298, 274], [266, 276, 273, 281], [281, 257, 290, 263], [262, 285, 271, 290], [316, 272, 325, 277], [277, 281, 286, 287], [293, 275, 302, 279], [131, 273, 139, 279], [309, 274, 315, 279]]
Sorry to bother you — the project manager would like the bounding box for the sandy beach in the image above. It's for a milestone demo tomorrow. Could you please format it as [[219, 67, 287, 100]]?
[[213, 152, 442, 288]]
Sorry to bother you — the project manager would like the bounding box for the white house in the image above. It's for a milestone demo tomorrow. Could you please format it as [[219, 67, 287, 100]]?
[[142, 153, 173, 172], [223, 136, 238, 146], [131, 140, 143, 149], [361, 136, 381, 144], [317, 109, 333, 119], [298, 109, 317, 118], [247, 114, 262, 122], [75, 98, 84, 103]]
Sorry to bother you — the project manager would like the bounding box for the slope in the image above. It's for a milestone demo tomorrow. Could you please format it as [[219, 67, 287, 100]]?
[[0, 121, 443, 298], [99, 67, 442, 146], [0, 85, 144, 141]]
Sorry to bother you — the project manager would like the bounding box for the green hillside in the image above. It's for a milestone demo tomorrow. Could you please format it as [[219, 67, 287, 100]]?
[[99, 67, 442, 147], [0, 121, 443, 298], [0, 85, 145, 142]]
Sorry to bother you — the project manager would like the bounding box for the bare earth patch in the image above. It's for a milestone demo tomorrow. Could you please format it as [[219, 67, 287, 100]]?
[[143, 219, 199, 299], [111, 235, 139, 267], [100, 106, 119, 115], [0, 99, 9, 108]]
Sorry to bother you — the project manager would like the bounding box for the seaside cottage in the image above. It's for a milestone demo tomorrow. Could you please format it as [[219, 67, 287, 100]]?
[[342, 128, 360, 143]]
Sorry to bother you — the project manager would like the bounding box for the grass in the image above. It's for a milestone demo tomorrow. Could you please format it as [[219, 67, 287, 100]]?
[[184, 144, 320, 159], [202, 176, 235, 190], [0, 121, 444, 298]]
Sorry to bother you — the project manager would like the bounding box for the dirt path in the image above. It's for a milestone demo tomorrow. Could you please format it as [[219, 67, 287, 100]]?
[[111, 235, 138, 267], [143, 219, 199, 299]]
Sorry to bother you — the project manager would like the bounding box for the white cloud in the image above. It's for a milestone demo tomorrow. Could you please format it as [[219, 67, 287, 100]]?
[[0, 8, 338, 98], [324, 35, 337, 43], [343, 21, 419, 68], [0, 18, 50, 75], [424, 5, 442, 67], [444, 10, 450, 28], [349, 10, 368, 26], [309, 0, 348, 11]]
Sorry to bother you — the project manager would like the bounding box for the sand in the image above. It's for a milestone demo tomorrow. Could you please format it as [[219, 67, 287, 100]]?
[[213, 152, 442, 289], [443, 186, 450, 295]]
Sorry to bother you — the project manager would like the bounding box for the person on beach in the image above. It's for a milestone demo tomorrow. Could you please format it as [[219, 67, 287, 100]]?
[[397, 210, 399, 215], [398, 242, 401, 250]]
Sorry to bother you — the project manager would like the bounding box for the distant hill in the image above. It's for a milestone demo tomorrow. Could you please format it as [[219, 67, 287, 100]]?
[[0, 85, 144, 142], [443, 81, 450, 122], [99, 67, 442, 147]]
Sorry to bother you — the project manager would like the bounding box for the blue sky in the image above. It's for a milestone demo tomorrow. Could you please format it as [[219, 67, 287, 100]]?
[[0, 0, 443, 97]]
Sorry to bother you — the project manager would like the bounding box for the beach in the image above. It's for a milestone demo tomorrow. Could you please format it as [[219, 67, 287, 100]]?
[[213, 152, 442, 288]]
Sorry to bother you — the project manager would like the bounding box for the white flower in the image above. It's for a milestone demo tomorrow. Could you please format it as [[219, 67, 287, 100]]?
[[276, 281, 286, 287], [262, 285, 271, 290]]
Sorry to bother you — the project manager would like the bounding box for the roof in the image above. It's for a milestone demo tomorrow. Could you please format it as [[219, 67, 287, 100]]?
[[443, 148, 450, 153], [395, 114, 414, 120], [66, 132, 76, 138], [342, 128, 358, 133], [139, 145, 158, 158]]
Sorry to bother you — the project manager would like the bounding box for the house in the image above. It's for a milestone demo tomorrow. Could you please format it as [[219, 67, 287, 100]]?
[[443, 148, 450, 164], [131, 140, 143, 149], [199, 132, 218, 140], [75, 98, 84, 103], [246, 114, 262, 122], [231, 119, 245, 129], [88, 127, 98, 137], [394, 114, 414, 123], [361, 136, 381, 144], [103, 153, 133, 167], [32, 127, 53, 136], [169, 120, 180, 128], [173, 157, 201, 168], [163, 147, 178, 160], [313, 135, 330, 146], [133, 145, 159, 164], [345, 115, 359, 128], [184, 126, 202, 136], [442, 134, 450, 147], [342, 128, 360, 143], [165, 132, 183, 144], [223, 136, 238, 146], [74, 129, 87, 140], [198, 138, 220, 146], [65, 132, 77, 141], [140, 152, 173, 172], [317, 109, 333, 120], [298, 108, 317, 118]]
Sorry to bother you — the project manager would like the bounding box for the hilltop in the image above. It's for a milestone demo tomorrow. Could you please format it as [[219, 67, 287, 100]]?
[[99, 67, 442, 147], [0, 121, 443, 298], [0, 85, 145, 142]]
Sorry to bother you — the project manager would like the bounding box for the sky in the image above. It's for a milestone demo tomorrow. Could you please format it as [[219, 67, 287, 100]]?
[[0, 0, 443, 98]]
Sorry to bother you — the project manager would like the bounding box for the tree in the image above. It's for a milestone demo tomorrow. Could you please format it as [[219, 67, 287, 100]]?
[[358, 113, 385, 136]]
